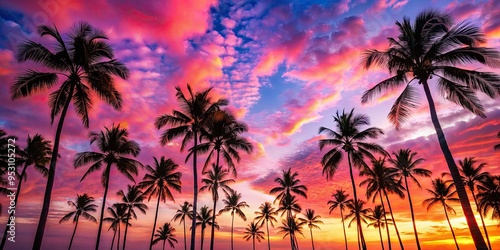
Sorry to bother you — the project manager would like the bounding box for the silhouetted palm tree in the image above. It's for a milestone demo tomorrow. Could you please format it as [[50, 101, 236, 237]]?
[[277, 217, 305, 250], [10, 22, 129, 249], [476, 175, 500, 226], [196, 205, 219, 250], [59, 194, 97, 250], [155, 84, 227, 250], [318, 108, 386, 250], [367, 205, 391, 250], [344, 199, 370, 250], [328, 189, 352, 250], [298, 209, 323, 250], [277, 194, 302, 217], [423, 178, 460, 250], [75, 124, 142, 249], [362, 9, 500, 249], [218, 190, 248, 250], [173, 202, 193, 250], [153, 223, 178, 250], [104, 204, 130, 250], [200, 164, 234, 250], [389, 149, 431, 250], [243, 222, 265, 250], [138, 157, 182, 250], [117, 185, 148, 250], [254, 202, 278, 250]]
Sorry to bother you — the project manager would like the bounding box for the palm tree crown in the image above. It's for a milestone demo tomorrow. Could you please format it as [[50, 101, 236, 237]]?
[[270, 168, 307, 203], [243, 222, 265, 250], [173, 202, 193, 250], [153, 223, 178, 250]]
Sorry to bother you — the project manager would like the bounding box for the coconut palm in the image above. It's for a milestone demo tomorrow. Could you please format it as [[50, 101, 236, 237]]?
[[10, 22, 129, 249], [276, 194, 302, 218], [138, 156, 182, 250], [117, 185, 148, 250], [423, 178, 460, 250], [200, 164, 234, 250], [360, 158, 405, 249], [218, 190, 248, 250], [59, 194, 97, 250], [243, 222, 265, 250], [327, 189, 352, 250], [196, 205, 219, 250], [277, 217, 305, 250], [0, 134, 52, 249], [366, 205, 392, 250], [318, 108, 387, 250], [389, 149, 431, 250], [155, 84, 227, 250], [254, 202, 278, 250], [153, 223, 178, 250], [173, 202, 193, 250], [476, 175, 500, 224], [298, 209, 323, 250], [74, 124, 142, 249], [344, 199, 370, 250], [104, 204, 131, 250], [361, 9, 500, 249]]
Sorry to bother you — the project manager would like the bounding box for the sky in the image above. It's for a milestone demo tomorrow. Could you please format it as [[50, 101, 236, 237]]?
[[0, 0, 499, 249]]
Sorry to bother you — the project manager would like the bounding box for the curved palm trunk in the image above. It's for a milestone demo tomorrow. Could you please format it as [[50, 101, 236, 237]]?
[[68, 215, 80, 250], [340, 209, 348, 250], [404, 176, 421, 250], [96, 164, 112, 250], [378, 226, 384, 250], [471, 192, 492, 250], [443, 204, 460, 250], [110, 229, 117, 250], [347, 152, 366, 250], [309, 227, 315, 250], [209, 196, 217, 250], [265, 220, 271, 250], [190, 130, 199, 250], [422, 81, 487, 249], [183, 219, 188, 250], [117, 223, 121, 250], [122, 208, 131, 250], [150, 194, 161, 250], [33, 84, 75, 250], [379, 193, 392, 250], [231, 213, 235, 250], [383, 191, 404, 249]]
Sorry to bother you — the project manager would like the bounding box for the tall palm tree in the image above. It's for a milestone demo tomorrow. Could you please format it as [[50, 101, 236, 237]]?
[[254, 202, 278, 250], [389, 149, 431, 250], [360, 158, 405, 249], [155, 84, 227, 250], [457, 157, 492, 250], [277, 217, 305, 250], [298, 209, 323, 250], [327, 189, 352, 250], [10, 22, 129, 249], [476, 175, 500, 226], [173, 202, 193, 250], [243, 222, 265, 250], [153, 223, 178, 250], [104, 204, 131, 250], [59, 194, 97, 250], [0, 134, 52, 249], [366, 205, 392, 250], [196, 205, 219, 250], [74, 124, 142, 249], [361, 10, 500, 249], [117, 185, 148, 250], [344, 199, 370, 250], [318, 108, 387, 250], [218, 190, 248, 250], [200, 164, 234, 250], [138, 156, 182, 250], [423, 178, 460, 250], [276, 194, 302, 218]]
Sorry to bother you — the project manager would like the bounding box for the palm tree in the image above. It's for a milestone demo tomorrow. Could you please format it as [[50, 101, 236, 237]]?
[[277, 217, 305, 250], [476, 175, 500, 226], [254, 202, 278, 250], [276, 194, 302, 218], [59, 194, 97, 250], [117, 185, 148, 250], [218, 190, 248, 250], [423, 178, 460, 250], [495, 132, 500, 151], [366, 205, 392, 250], [318, 108, 387, 250], [360, 158, 405, 249], [457, 157, 492, 249], [138, 156, 182, 250], [200, 164, 234, 250], [10, 22, 129, 249], [298, 209, 323, 250], [196, 205, 219, 250], [74, 124, 142, 249], [361, 9, 500, 249], [104, 204, 131, 250], [0, 134, 52, 249], [243, 222, 265, 250], [153, 223, 178, 250], [173, 202, 193, 250], [389, 149, 431, 250], [155, 84, 227, 250], [344, 199, 370, 250], [327, 189, 352, 250]]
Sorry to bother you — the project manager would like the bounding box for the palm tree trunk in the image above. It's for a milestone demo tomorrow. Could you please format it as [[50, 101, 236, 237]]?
[[183, 220, 187, 250], [96, 164, 112, 250], [68, 215, 79, 250], [150, 194, 161, 250], [33, 83, 75, 250], [421, 80, 487, 249], [404, 176, 421, 250], [110, 229, 117, 250], [378, 226, 384, 250], [471, 192, 492, 250], [1, 163, 28, 249], [163, 239, 166, 250], [294, 232, 299, 250], [209, 196, 217, 250], [443, 205, 460, 250], [383, 191, 404, 249], [252, 236, 255, 250], [231, 213, 235, 250], [347, 152, 366, 250], [122, 208, 131, 250], [190, 129, 199, 250], [309, 227, 315, 250], [379, 193, 392, 250], [266, 220, 271, 250], [117, 222, 121, 250], [340, 209, 348, 250], [200, 227, 205, 250]]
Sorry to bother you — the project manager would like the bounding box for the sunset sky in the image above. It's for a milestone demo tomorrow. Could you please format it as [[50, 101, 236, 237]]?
[[0, 0, 499, 249]]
